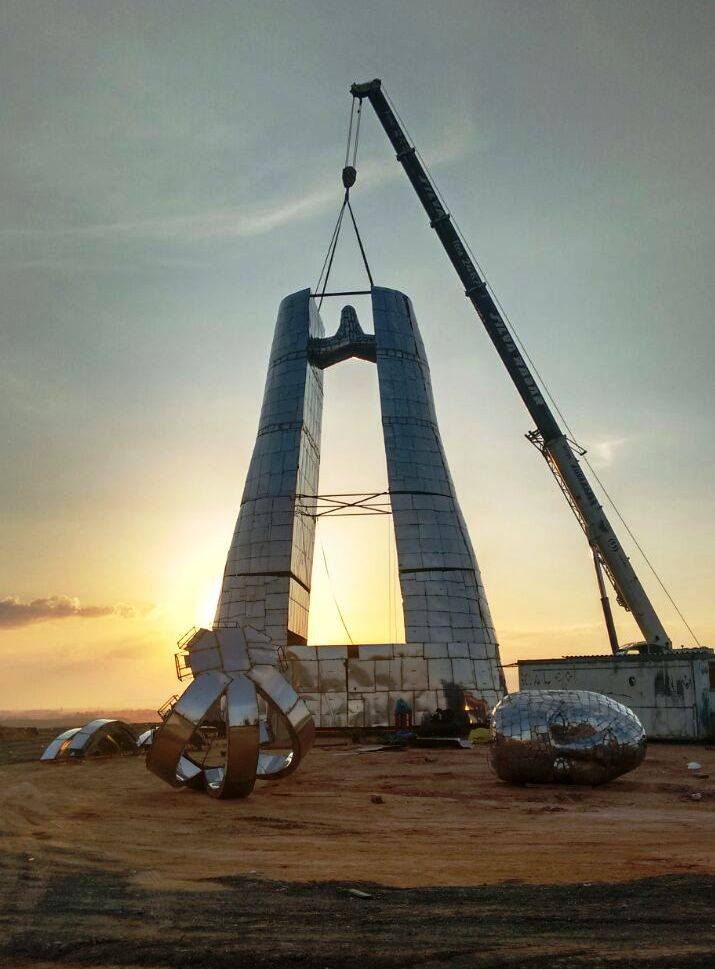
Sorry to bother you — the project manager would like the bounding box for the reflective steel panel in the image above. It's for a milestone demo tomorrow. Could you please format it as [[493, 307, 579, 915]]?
[[41, 720, 138, 762], [147, 674, 226, 787], [40, 727, 82, 761], [249, 665, 315, 778], [173, 670, 230, 723], [204, 674, 260, 799], [147, 627, 315, 798], [490, 689, 646, 785], [136, 728, 155, 749]]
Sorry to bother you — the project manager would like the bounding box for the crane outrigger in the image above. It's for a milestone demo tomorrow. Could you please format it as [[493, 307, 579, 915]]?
[[349, 78, 671, 654]]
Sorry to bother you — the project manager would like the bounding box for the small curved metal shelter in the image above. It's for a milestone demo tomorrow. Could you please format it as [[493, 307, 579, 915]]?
[[41, 719, 139, 762], [40, 727, 82, 762]]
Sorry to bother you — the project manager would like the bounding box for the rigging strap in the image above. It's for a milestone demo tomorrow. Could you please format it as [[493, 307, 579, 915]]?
[[314, 96, 373, 308]]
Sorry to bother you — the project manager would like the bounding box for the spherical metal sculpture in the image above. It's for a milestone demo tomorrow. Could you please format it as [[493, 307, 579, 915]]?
[[146, 626, 315, 799], [490, 689, 646, 785]]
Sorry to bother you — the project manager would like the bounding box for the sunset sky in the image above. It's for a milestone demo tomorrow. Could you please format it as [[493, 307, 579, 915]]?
[[2, 1, 714, 711]]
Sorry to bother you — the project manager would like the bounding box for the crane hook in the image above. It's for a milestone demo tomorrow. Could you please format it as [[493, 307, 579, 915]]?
[[342, 165, 357, 190]]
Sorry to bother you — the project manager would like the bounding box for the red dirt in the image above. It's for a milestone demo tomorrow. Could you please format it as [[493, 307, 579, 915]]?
[[1, 739, 712, 890]]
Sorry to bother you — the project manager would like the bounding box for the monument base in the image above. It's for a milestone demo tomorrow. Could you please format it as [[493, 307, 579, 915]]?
[[284, 643, 503, 729]]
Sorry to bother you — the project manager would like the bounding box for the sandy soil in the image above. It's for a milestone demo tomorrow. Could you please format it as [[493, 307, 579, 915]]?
[[1, 739, 714, 967], [1, 739, 713, 890]]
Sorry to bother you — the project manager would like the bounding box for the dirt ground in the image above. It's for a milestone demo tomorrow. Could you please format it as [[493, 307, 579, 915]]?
[[1, 738, 714, 967]]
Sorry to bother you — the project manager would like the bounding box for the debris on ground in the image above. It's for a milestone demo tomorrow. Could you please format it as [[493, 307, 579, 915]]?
[[347, 888, 372, 899], [411, 736, 472, 749], [468, 726, 491, 744]]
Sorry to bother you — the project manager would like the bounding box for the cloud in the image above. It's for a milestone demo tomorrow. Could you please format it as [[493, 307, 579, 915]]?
[[0, 115, 477, 249], [587, 436, 630, 468], [0, 595, 153, 629]]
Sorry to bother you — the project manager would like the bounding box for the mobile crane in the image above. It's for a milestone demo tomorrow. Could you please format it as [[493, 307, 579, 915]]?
[[349, 78, 671, 654]]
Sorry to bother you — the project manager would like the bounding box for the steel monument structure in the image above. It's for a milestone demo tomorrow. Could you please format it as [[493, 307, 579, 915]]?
[[211, 286, 505, 728]]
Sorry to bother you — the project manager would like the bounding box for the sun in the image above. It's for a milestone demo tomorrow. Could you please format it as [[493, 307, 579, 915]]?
[[194, 576, 223, 629]]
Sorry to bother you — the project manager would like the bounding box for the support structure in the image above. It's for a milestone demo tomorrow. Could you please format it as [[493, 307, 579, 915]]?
[[215, 287, 505, 726], [215, 290, 324, 646]]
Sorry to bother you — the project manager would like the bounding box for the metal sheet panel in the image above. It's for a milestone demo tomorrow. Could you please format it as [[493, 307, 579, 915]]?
[[318, 658, 346, 692], [363, 691, 389, 726], [320, 692, 347, 727], [402, 658, 429, 691], [174, 671, 230, 724], [205, 674, 260, 799], [348, 660, 376, 693], [40, 727, 81, 761], [374, 659, 401, 691]]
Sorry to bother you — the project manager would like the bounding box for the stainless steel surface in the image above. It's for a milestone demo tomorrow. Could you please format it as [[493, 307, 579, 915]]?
[[248, 664, 297, 715], [147, 626, 315, 798], [248, 664, 315, 778], [40, 727, 81, 761], [211, 289, 506, 716], [177, 755, 205, 788], [147, 673, 226, 787], [204, 674, 260, 799], [490, 689, 646, 785], [136, 728, 155, 749], [173, 670, 230, 723], [41, 720, 138, 762], [258, 751, 295, 776]]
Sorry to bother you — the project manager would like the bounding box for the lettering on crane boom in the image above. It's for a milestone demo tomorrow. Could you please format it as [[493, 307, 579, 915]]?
[[485, 312, 547, 409], [410, 166, 447, 221], [569, 457, 601, 510]]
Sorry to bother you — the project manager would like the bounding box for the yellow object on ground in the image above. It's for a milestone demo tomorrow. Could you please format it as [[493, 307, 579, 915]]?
[[468, 727, 491, 745]]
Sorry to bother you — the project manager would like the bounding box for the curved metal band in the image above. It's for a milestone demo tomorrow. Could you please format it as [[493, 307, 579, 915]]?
[[176, 755, 205, 789], [41, 727, 82, 761], [147, 667, 314, 796], [147, 670, 230, 787], [67, 719, 138, 758], [204, 674, 260, 799], [248, 665, 315, 779]]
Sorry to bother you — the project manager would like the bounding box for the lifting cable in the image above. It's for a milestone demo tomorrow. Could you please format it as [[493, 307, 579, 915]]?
[[314, 97, 374, 310], [310, 97, 378, 648], [319, 537, 355, 645]]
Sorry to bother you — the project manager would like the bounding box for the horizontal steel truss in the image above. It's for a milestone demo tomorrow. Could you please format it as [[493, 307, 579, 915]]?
[[295, 492, 392, 518]]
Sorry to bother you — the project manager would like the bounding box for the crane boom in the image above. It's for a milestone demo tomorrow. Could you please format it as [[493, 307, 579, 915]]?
[[351, 77, 671, 650]]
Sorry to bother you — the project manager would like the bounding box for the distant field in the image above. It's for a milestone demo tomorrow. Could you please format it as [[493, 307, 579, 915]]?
[[0, 726, 57, 765], [0, 708, 159, 727], [0, 723, 156, 765]]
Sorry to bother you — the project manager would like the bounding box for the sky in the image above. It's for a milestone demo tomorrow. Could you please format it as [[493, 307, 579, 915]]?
[[1, 0, 714, 711]]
